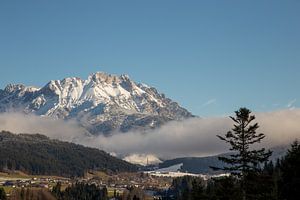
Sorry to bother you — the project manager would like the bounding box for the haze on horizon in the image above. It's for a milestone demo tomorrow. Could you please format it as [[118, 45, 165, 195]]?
[[0, 108, 299, 161]]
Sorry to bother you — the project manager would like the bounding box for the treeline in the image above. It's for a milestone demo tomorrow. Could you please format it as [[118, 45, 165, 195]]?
[[8, 188, 55, 200], [163, 140, 300, 200], [52, 182, 108, 200], [0, 131, 137, 177], [52, 183, 147, 200], [1, 183, 108, 200], [121, 187, 147, 200], [4, 184, 149, 200]]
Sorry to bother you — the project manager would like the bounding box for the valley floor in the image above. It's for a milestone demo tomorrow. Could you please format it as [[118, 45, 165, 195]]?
[[0, 170, 172, 200]]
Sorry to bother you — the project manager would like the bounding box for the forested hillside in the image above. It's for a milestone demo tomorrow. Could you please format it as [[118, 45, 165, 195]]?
[[0, 131, 137, 177]]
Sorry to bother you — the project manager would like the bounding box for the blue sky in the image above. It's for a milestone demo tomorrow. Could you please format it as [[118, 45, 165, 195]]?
[[0, 0, 299, 116]]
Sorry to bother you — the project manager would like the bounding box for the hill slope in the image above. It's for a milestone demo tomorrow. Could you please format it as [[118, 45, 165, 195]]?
[[0, 131, 137, 177], [159, 145, 289, 174], [0, 72, 193, 135]]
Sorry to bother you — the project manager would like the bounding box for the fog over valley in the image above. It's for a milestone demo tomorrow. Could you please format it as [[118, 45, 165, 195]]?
[[0, 109, 299, 161]]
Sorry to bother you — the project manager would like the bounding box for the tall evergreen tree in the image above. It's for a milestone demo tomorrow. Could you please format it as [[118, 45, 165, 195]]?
[[206, 176, 242, 200], [212, 107, 272, 199], [279, 140, 300, 200]]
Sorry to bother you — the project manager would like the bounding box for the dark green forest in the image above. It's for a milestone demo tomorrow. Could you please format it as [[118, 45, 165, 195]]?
[[52, 182, 108, 200], [165, 140, 300, 200], [0, 131, 137, 177]]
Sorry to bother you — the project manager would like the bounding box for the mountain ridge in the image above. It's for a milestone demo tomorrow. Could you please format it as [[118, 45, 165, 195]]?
[[158, 145, 289, 174], [0, 72, 194, 135]]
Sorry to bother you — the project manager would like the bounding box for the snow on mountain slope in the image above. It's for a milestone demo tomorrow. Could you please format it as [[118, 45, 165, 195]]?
[[0, 72, 193, 135]]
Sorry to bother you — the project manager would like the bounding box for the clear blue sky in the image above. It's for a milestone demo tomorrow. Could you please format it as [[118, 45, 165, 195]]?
[[0, 0, 299, 116]]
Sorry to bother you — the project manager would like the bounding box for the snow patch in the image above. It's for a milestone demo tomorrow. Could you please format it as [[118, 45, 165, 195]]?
[[156, 163, 183, 172]]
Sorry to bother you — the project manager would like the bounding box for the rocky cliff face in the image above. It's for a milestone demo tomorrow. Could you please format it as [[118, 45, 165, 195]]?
[[0, 72, 193, 135]]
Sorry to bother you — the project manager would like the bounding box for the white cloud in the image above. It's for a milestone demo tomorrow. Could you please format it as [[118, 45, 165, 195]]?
[[201, 98, 217, 107], [0, 112, 88, 142], [0, 109, 299, 160], [85, 109, 300, 159], [286, 99, 296, 109], [123, 154, 162, 166]]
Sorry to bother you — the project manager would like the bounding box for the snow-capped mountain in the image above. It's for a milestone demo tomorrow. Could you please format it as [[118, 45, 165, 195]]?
[[0, 72, 193, 135]]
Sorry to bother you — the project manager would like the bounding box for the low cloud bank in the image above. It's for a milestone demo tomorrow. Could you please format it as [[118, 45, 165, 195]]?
[[0, 112, 87, 142], [123, 154, 162, 166], [0, 109, 299, 159], [83, 117, 231, 159]]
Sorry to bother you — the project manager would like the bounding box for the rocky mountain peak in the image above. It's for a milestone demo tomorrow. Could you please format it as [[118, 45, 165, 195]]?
[[4, 84, 26, 93], [0, 72, 194, 135], [89, 72, 119, 84]]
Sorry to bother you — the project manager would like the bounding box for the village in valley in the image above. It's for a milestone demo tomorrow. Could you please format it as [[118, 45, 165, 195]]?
[[0, 170, 174, 199]]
